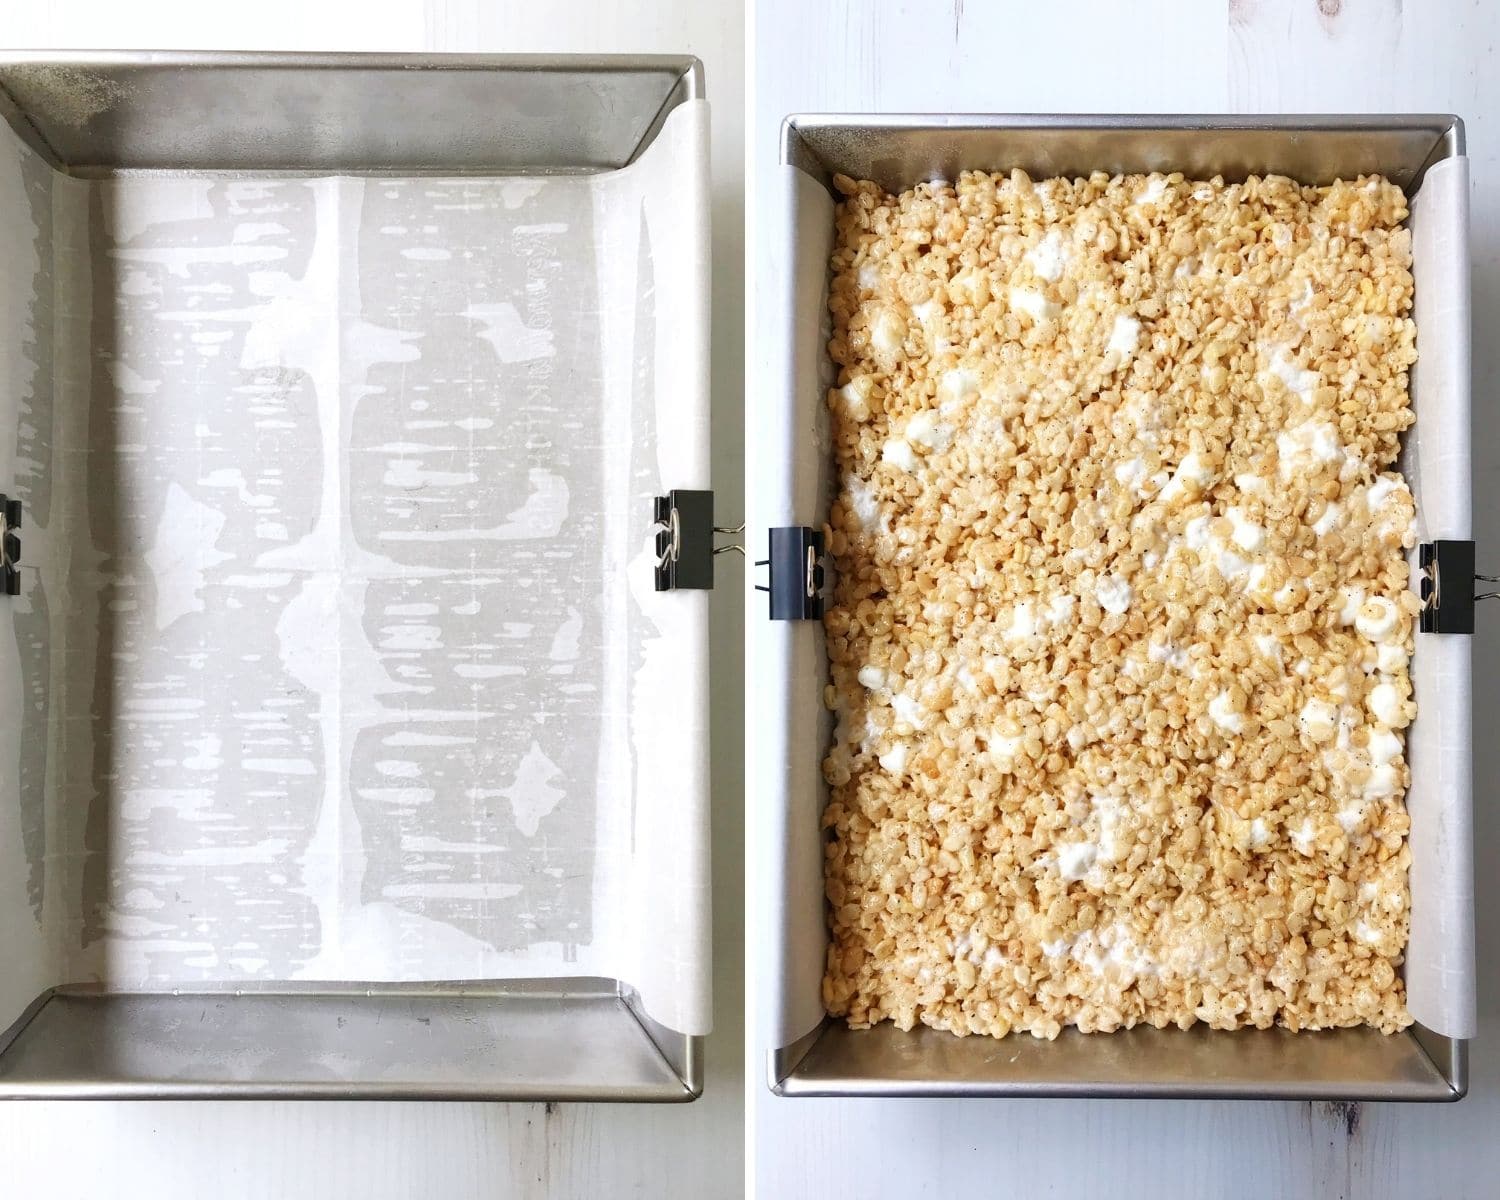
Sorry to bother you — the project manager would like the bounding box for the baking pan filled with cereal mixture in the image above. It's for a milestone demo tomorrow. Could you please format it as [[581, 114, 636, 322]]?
[[754, 116, 1474, 1099]]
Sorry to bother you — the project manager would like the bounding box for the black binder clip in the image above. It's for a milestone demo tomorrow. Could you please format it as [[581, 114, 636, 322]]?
[[756, 527, 825, 620], [1418, 540, 1496, 634], [654, 491, 742, 591], [0, 494, 19, 597]]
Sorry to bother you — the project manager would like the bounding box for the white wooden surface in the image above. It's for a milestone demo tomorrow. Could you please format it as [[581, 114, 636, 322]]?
[[750, 1, 1500, 1197], [0, 3, 745, 1198]]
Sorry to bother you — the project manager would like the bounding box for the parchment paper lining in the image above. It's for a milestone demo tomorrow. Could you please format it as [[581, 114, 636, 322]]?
[[761, 154, 1475, 1047], [0, 100, 711, 1038]]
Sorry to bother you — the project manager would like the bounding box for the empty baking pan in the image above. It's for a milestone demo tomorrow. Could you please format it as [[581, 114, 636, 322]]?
[[0, 51, 713, 1100]]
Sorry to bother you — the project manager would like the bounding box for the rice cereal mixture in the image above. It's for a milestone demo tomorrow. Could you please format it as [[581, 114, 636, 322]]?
[[820, 168, 1419, 1039]]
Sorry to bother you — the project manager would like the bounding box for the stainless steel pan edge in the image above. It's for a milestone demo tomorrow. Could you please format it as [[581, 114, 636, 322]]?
[[0, 982, 701, 1101], [770, 113, 1468, 1101], [782, 112, 1461, 196], [0, 50, 703, 175], [771, 1021, 1463, 1101]]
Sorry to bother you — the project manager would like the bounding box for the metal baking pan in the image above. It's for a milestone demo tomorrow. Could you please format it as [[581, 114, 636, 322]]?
[[757, 114, 1472, 1100], [0, 51, 709, 1101]]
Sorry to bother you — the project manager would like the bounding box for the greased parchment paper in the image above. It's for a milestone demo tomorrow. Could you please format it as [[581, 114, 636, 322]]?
[[761, 153, 1475, 1048], [0, 100, 712, 1038]]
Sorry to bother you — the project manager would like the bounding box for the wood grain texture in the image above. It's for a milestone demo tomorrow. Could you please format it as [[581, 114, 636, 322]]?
[[751, 1, 1500, 1197], [0, 3, 744, 1199]]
